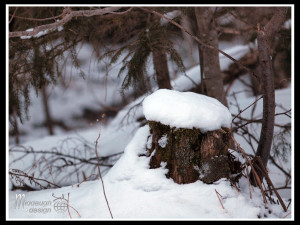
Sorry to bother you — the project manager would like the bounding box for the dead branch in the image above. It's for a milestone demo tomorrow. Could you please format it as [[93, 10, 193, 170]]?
[[232, 96, 263, 122], [9, 7, 127, 38], [9, 169, 61, 189], [9, 7, 18, 24], [269, 156, 291, 178], [231, 136, 268, 206], [215, 189, 225, 210], [255, 157, 287, 212], [95, 114, 113, 219]]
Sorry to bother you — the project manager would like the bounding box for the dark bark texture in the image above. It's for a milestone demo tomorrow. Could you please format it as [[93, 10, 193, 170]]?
[[250, 7, 288, 185], [152, 48, 172, 89], [194, 7, 227, 106], [147, 121, 233, 184]]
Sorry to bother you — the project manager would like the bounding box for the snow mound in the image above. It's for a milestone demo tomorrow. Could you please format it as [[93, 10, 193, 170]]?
[[143, 89, 232, 132]]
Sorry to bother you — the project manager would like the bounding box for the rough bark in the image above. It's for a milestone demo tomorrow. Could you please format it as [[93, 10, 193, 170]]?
[[147, 121, 233, 184], [194, 7, 227, 106], [250, 7, 288, 185], [152, 48, 172, 89]]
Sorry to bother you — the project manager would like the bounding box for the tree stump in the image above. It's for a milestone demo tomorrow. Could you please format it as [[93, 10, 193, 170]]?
[[146, 121, 232, 184]]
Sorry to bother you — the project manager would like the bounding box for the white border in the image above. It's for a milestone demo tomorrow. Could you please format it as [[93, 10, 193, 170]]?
[[6, 4, 294, 221]]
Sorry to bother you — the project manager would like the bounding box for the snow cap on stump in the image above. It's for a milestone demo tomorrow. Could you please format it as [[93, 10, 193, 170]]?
[[143, 89, 232, 132]]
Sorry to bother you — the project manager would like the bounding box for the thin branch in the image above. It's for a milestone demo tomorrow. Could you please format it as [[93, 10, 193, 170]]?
[[9, 170, 61, 188], [282, 211, 291, 219], [215, 189, 225, 210], [9, 12, 64, 22], [9, 7, 125, 38], [269, 156, 291, 178], [67, 193, 81, 218], [264, 186, 291, 192], [95, 114, 113, 219], [9, 7, 18, 24], [67, 193, 72, 219], [231, 136, 268, 206], [255, 157, 287, 212], [232, 96, 263, 122], [9, 147, 123, 166]]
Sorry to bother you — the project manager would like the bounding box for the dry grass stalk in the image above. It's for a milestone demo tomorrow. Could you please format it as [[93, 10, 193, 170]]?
[[95, 114, 114, 219], [255, 157, 288, 212], [231, 136, 268, 206], [215, 189, 225, 210], [67, 192, 81, 218]]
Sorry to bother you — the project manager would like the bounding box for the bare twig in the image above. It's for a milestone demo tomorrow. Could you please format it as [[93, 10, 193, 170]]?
[[215, 189, 225, 210], [67, 193, 81, 218], [67, 193, 72, 219], [232, 96, 263, 122], [269, 156, 291, 178], [9, 169, 61, 189], [76, 173, 98, 187], [9, 7, 126, 38], [264, 186, 291, 192], [95, 114, 113, 219], [230, 180, 240, 195], [282, 211, 291, 218], [9, 7, 18, 24], [231, 136, 268, 206], [9, 12, 64, 22], [255, 157, 287, 212]]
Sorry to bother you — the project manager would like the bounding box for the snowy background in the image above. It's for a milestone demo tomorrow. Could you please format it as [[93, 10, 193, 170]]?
[[7, 32, 293, 220]]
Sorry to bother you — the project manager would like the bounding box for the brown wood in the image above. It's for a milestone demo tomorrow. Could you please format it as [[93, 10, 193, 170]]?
[[250, 7, 288, 185], [194, 7, 227, 107], [152, 48, 172, 89], [147, 121, 232, 184]]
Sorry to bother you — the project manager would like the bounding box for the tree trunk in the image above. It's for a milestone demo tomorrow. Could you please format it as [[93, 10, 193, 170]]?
[[147, 121, 233, 184], [152, 46, 172, 90], [250, 7, 288, 185], [151, 14, 172, 90], [194, 7, 227, 106], [41, 86, 54, 135]]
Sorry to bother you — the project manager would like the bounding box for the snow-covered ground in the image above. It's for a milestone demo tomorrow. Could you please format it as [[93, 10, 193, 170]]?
[[8, 125, 290, 219], [7, 43, 293, 220]]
